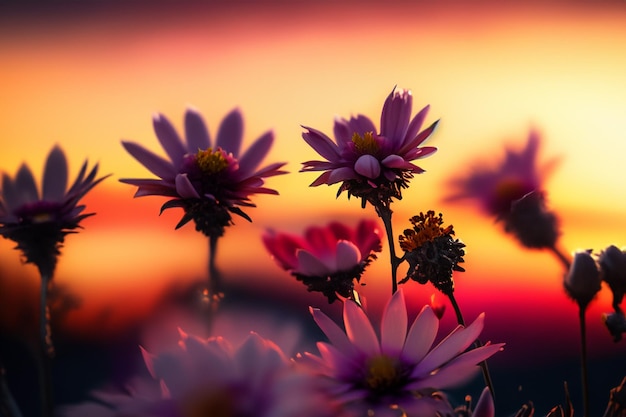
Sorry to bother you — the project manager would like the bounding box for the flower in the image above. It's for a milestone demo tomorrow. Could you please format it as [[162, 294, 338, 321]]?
[[262, 219, 383, 303], [563, 250, 601, 309], [503, 190, 559, 249], [300, 288, 504, 417], [301, 87, 438, 208], [0, 145, 106, 278], [398, 211, 465, 295], [453, 387, 494, 417], [445, 130, 558, 217], [62, 331, 338, 417], [120, 108, 287, 238]]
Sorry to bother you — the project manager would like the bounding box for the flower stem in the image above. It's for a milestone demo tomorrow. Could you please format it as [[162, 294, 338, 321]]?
[[578, 304, 590, 417], [550, 244, 571, 271], [38, 274, 53, 417], [447, 291, 496, 400], [375, 203, 402, 295], [0, 361, 23, 417], [205, 235, 223, 333]]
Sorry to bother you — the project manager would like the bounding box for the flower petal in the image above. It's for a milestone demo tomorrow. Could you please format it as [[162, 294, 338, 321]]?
[[42, 146, 68, 202], [1, 174, 20, 214], [216, 108, 244, 157], [15, 163, 39, 203], [402, 305, 438, 363], [302, 126, 341, 162], [335, 240, 361, 272], [354, 155, 381, 179], [295, 249, 329, 276], [473, 387, 495, 417], [343, 300, 380, 356], [153, 113, 186, 167], [122, 141, 177, 180], [309, 307, 356, 356], [174, 174, 200, 199], [381, 289, 408, 356], [414, 313, 485, 375], [402, 104, 429, 149], [234, 130, 274, 180], [380, 88, 411, 145], [184, 108, 211, 152]]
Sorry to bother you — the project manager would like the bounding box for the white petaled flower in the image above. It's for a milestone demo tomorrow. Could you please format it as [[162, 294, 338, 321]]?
[[300, 288, 504, 417]]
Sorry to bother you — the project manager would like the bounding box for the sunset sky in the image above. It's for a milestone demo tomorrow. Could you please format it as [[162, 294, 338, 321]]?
[[1, 0, 625, 412]]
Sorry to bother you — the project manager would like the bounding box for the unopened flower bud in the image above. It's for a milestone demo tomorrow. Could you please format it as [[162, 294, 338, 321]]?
[[564, 250, 601, 309], [504, 190, 559, 249], [598, 245, 626, 312], [603, 311, 626, 342]]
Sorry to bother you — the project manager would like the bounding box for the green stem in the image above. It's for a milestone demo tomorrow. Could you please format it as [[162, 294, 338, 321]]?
[[38, 274, 53, 417], [375, 204, 402, 295], [578, 304, 590, 417], [447, 291, 496, 400]]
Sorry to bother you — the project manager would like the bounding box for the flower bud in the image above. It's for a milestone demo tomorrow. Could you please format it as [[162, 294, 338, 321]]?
[[504, 191, 559, 249], [598, 245, 626, 311], [563, 250, 601, 308]]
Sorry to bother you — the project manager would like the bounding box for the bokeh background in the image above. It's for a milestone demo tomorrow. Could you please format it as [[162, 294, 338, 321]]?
[[1, 0, 625, 415]]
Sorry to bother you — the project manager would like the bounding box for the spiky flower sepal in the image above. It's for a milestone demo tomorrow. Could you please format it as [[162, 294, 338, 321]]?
[[337, 171, 413, 209], [2, 220, 87, 279], [161, 198, 252, 240], [292, 254, 377, 303]]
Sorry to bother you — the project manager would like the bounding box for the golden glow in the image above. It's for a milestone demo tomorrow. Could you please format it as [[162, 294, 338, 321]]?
[[0, 3, 625, 338]]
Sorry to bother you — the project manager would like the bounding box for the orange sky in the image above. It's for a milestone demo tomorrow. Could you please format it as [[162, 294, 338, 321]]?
[[0, 1, 625, 365]]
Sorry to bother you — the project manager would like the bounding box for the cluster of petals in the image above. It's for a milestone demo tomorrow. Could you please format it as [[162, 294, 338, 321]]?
[[0, 145, 105, 275], [120, 108, 286, 215], [0, 145, 103, 227], [301, 87, 437, 189], [445, 130, 558, 218], [62, 331, 338, 417], [301, 288, 503, 417], [262, 219, 383, 278]]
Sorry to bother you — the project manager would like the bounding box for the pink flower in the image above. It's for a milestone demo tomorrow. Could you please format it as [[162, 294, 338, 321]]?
[[120, 108, 287, 238], [62, 331, 338, 417], [0, 145, 106, 277], [262, 219, 383, 303], [445, 130, 558, 218], [300, 288, 504, 417], [301, 87, 438, 207]]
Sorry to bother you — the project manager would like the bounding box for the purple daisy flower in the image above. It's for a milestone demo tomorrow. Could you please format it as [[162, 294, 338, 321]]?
[[120, 107, 287, 238], [61, 331, 340, 417], [262, 219, 383, 303], [300, 288, 504, 417], [301, 87, 438, 207], [0, 145, 106, 278], [444, 130, 558, 218]]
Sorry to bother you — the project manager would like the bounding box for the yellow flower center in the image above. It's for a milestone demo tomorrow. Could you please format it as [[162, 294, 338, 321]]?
[[196, 148, 228, 175], [365, 355, 399, 391], [352, 131, 380, 155], [399, 211, 454, 252]]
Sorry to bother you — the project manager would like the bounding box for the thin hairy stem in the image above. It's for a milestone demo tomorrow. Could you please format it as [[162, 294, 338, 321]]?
[[550, 244, 571, 271], [0, 362, 23, 417], [38, 273, 53, 417], [375, 204, 402, 295], [578, 305, 590, 417], [205, 235, 223, 333], [447, 291, 496, 400]]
